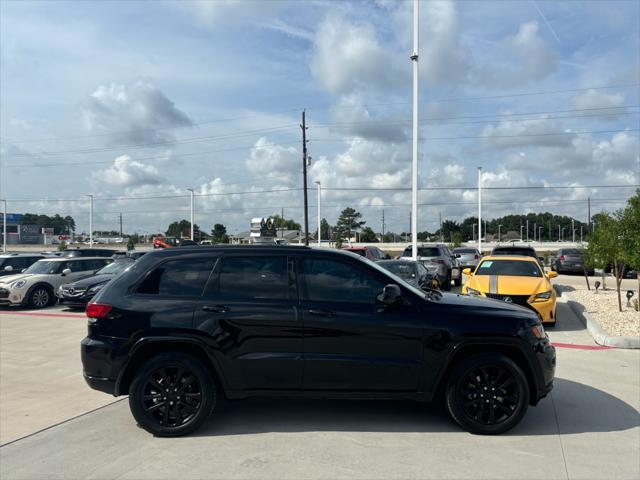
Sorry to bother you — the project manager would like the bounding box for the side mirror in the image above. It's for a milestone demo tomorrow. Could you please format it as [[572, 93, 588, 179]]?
[[62, 268, 72, 276], [21, 269, 26, 273], [463, 268, 472, 276], [4, 265, 13, 272], [377, 284, 402, 306], [455, 253, 461, 258], [548, 271, 558, 279], [538, 257, 545, 263]]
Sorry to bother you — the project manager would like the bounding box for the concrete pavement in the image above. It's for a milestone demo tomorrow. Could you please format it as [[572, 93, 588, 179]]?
[[0, 286, 638, 479]]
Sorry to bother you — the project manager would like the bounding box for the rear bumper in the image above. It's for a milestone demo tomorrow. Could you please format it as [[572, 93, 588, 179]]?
[[81, 335, 128, 396]]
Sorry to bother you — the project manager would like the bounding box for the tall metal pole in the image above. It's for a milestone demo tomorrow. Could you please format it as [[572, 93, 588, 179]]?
[[498, 224, 502, 243], [315, 181, 321, 246], [187, 188, 194, 240], [301, 111, 309, 246], [87, 194, 93, 248], [410, 0, 419, 260], [526, 219, 529, 242], [572, 218, 575, 243], [2, 199, 6, 253], [477, 166, 482, 253]]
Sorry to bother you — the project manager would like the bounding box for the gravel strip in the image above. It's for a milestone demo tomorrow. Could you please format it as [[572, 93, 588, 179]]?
[[565, 286, 640, 338]]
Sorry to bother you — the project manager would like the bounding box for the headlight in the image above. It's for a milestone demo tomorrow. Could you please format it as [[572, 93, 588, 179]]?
[[466, 287, 482, 296], [87, 284, 105, 294], [10, 280, 27, 289], [533, 290, 552, 302]]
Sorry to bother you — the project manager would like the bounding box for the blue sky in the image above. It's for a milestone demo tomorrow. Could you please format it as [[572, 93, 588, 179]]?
[[1, 0, 638, 235]]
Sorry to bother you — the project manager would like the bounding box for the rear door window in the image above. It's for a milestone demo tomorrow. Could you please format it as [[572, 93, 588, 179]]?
[[137, 258, 216, 296], [302, 258, 384, 304], [217, 256, 289, 301]]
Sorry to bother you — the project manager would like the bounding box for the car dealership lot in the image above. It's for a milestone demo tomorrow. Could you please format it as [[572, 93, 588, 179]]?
[[1, 278, 638, 480]]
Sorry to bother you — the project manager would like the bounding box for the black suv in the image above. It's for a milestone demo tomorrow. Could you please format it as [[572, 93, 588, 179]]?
[[81, 246, 555, 437], [60, 248, 117, 258], [492, 245, 544, 267]]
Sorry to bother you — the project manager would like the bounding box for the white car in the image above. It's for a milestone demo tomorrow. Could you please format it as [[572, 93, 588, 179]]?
[[0, 257, 112, 308]]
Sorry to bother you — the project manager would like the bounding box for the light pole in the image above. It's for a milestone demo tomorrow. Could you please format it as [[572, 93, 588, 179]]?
[[410, 0, 420, 261], [526, 219, 529, 242], [561, 227, 566, 242], [472, 223, 476, 242], [538, 226, 543, 243], [498, 224, 502, 243], [580, 225, 583, 243], [520, 225, 524, 241], [477, 166, 482, 253], [571, 219, 575, 243], [187, 188, 194, 241], [86, 194, 93, 248], [315, 181, 321, 246], [1, 199, 6, 253]]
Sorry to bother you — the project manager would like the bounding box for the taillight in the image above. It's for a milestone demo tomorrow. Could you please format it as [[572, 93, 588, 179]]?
[[560, 255, 565, 262], [86, 303, 112, 319], [474, 254, 479, 260]]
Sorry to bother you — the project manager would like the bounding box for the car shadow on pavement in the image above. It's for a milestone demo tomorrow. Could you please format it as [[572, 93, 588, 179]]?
[[554, 284, 576, 297], [194, 378, 638, 438]]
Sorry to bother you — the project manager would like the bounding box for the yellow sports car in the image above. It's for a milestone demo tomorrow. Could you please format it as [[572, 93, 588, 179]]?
[[461, 255, 558, 326]]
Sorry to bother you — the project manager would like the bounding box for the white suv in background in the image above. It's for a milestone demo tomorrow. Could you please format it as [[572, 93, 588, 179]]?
[[0, 257, 112, 308]]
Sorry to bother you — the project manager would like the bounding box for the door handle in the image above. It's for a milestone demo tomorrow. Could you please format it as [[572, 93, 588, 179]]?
[[307, 309, 335, 317], [202, 305, 229, 313]]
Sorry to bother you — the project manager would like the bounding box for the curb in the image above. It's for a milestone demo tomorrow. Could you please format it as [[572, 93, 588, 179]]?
[[564, 292, 640, 349]]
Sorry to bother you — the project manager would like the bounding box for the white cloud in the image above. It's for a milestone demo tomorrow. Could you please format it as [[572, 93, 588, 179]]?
[[95, 155, 165, 187], [481, 116, 573, 148], [593, 132, 639, 170], [82, 81, 192, 144], [571, 89, 626, 118], [477, 21, 558, 87], [244, 137, 299, 176]]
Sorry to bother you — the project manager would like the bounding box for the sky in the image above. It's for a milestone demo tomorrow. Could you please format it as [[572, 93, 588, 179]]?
[[1, 0, 639, 236]]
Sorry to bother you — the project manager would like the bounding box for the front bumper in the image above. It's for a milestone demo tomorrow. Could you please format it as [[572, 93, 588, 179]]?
[[0, 288, 26, 306], [532, 341, 556, 403]]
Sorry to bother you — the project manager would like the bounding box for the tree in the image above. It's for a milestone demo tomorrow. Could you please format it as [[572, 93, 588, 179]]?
[[211, 223, 229, 244], [166, 220, 200, 239], [334, 207, 365, 241], [126, 237, 135, 251], [359, 226, 377, 242], [620, 189, 640, 313], [320, 218, 331, 241], [587, 212, 625, 311], [57, 240, 67, 252], [272, 215, 301, 231]]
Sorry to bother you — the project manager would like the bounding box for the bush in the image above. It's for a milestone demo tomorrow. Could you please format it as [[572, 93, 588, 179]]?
[[57, 240, 67, 251], [126, 237, 135, 251]]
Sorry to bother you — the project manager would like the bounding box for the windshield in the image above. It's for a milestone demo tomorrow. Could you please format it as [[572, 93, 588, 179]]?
[[24, 260, 62, 275], [475, 260, 542, 277], [492, 247, 536, 257], [345, 249, 366, 257], [378, 262, 416, 280], [96, 259, 132, 275], [454, 249, 477, 254], [402, 247, 440, 257]]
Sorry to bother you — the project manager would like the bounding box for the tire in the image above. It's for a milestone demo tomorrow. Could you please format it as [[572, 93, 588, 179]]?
[[442, 272, 452, 291], [28, 286, 52, 309], [446, 353, 529, 435], [129, 353, 216, 437], [454, 276, 462, 287]]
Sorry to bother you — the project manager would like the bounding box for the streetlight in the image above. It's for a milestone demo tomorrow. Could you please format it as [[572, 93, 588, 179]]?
[[520, 225, 524, 241], [571, 219, 575, 243], [410, 0, 420, 261], [538, 226, 543, 243], [1, 199, 6, 253], [186, 188, 194, 241], [561, 227, 566, 242], [498, 224, 503, 243], [315, 181, 321, 246], [477, 166, 482, 253], [86, 194, 93, 248]]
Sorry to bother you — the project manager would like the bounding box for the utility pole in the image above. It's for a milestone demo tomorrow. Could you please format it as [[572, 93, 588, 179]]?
[[477, 166, 482, 253], [119, 213, 123, 238], [301, 111, 309, 246], [588, 197, 591, 233], [580, 225, 583, 243], [381, 209, 386, 240], [439, 211, 443, 242], [539, 226, 543, 243], [526, 219, 529, 242], [315, 181, 321, 246], [558, 224, 561, 241], [410, 0, 419, 261], [533, 222, 536, 242], [572, 218, 575, 243], [187, 188, 194, 241], [1, 199, 6, 253], [87, 194, 93, 248]]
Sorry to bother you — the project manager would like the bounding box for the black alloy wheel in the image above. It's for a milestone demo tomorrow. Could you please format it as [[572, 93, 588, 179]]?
[[129, 353, 216, 436], [446, 353, 529, 434]]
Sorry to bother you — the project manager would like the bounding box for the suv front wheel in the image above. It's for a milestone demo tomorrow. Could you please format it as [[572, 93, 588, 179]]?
[[445, 353, 529, 435], [129, 353, 216, 437]]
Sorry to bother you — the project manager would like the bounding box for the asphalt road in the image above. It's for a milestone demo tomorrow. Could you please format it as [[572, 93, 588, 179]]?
[[0, 282, 638, 480]]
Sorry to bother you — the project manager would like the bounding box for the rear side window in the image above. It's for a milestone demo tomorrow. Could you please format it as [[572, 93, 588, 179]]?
[[303, 258, 384, 304], [137, 258, 216, 296], [218, 256, 289, 301]]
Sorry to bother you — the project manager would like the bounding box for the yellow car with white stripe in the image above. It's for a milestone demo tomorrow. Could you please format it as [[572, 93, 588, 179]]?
[[461, 255, 558, 326]]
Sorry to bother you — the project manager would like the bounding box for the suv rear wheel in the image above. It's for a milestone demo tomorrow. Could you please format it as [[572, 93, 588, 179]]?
[[446, 353, 529, 434], [129, 353, 216, 437]]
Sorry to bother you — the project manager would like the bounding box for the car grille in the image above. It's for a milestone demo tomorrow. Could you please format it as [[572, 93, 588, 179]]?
[[0, 288, 9, 299], [485, 293, 535, 311], [61, 288, 86, 297]]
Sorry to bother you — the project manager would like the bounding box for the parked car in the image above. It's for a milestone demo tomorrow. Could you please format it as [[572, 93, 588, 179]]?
[[153, 237, 179, 249], [126, 251, 148, 260], [59, 248, 117, 258], [401, 244, 460, 289], [178, 240, 198, 247], [453, 247, 481, 270], [377, 259, 440, 290], [81, 246, 555, 437], [461, 255, 558, 326], [0, 254, 46, 277], [551, 248, 594, 275], [491, 245, 544, 268], [342, 246, 389, 261], [0, 257, 112, 308], [603, 262, 637, 279], [58, 257, 135, 308]]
